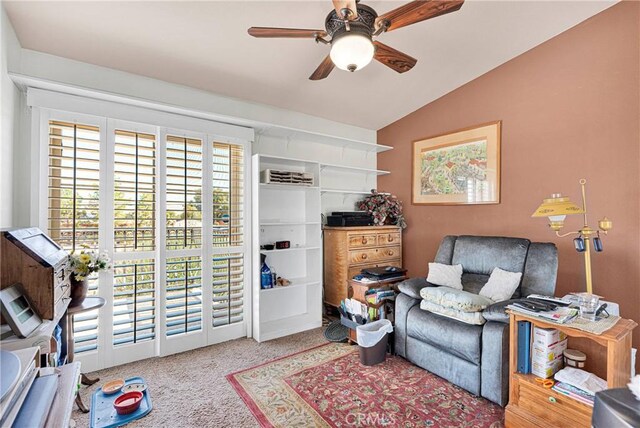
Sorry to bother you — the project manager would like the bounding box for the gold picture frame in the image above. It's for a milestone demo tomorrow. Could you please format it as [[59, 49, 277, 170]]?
[[412, 121, 501, 205]]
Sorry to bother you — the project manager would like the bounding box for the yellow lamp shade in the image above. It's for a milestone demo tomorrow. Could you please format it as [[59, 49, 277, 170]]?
[[531, 194, 584, 218]]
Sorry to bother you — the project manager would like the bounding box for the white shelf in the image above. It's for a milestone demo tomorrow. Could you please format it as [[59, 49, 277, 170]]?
[[261, 246, 320, 254], [260, 221, 321, 226], [320, 189, 372, 195], [259, 154, 319, 167], [260, 183, 319, 191], [255, 126, 392, 153], [320, 163, 390, 175], [260, 277, 320, 292]]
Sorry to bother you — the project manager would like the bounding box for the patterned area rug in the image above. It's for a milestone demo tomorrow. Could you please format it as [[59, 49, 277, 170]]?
[[227, 343, 505, 427]]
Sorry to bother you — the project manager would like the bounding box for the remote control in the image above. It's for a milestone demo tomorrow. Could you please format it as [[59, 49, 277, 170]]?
[[527, 294, 571, 306]]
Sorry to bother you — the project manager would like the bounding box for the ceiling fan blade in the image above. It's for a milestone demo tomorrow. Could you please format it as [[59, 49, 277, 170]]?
[[375, 0, 464, 32], [332, 0, 358, 20], [309, 55, 335, 80], [248, 27, 327, 38], [373, 41, 417, 73]]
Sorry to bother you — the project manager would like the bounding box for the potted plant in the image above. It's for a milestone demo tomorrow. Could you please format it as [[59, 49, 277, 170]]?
[[357, 190, 407, 229], [68, 250, 110, 307]]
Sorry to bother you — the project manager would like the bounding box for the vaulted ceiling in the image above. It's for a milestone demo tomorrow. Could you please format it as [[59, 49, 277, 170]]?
[[4, 1, 616, 129]]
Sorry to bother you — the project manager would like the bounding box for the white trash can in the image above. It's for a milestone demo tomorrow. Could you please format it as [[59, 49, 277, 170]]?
[[356, 319, 393, 366]]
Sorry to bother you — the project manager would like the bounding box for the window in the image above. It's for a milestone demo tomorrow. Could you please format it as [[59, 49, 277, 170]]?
[[48, 121, 101, 249], [112, 129, 157, 349], [112, 259, 156, 345], [212, 142, 244, 247], [48, 120, 101, 353], [212, 253, 244, 327], [165, 136, 202, 250], [114, 130, 156, 251], [43, 110, 249, 371]]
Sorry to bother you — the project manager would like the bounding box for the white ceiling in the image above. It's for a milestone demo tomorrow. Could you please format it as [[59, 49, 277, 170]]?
[[4, 1, 616, 130]]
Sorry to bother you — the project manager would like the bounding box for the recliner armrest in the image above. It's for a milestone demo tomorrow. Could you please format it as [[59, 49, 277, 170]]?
[[398, 277, 434, 300], [482, 299, 520, 323]]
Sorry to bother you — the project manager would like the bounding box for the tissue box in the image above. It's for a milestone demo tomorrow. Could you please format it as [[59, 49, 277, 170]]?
[[532, 338, 568, 363], [533, 326, 567, 347], [532, 357, 563, 379]]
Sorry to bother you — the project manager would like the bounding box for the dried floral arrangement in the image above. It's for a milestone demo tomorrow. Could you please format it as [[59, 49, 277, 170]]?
[[357, 190, 407, 229]]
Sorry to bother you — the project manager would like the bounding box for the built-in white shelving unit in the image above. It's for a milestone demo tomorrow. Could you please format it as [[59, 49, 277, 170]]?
[[251, 129, 395, 342], [252, 154, 323, 342]]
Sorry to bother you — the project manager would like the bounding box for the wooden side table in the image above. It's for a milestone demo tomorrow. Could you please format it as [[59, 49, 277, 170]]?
[[345, 276, 407, 344], [63, 297, 106, 413], [505, 310, 637, 428]]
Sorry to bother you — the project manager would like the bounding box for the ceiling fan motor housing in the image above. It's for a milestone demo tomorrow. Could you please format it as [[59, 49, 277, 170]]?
[[325, 4, 377, 39]]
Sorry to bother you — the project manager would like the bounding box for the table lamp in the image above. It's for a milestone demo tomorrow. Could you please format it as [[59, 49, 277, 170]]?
[[532, 179, 612, 295]]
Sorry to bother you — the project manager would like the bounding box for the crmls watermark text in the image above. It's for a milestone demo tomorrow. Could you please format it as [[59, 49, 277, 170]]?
[[345, 412, 396, 426]]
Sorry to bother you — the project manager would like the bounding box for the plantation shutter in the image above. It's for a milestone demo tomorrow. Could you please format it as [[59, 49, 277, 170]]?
[[47, 120, 101, 354], [211, 143, 245, 327], [165, 136, 204, 336], [114, 130, 156, 252], [41, 104, 250, 370], [112, 130, 157, 347]]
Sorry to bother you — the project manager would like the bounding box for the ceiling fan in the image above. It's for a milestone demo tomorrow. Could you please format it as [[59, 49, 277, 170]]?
[[248, 0, 464, 80]]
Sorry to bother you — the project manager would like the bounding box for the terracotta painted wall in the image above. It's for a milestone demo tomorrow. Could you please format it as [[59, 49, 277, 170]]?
[[378, 2, 640, 352]]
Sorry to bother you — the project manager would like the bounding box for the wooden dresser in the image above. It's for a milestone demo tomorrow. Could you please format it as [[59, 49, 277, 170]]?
[[323, 225, 402, 307]]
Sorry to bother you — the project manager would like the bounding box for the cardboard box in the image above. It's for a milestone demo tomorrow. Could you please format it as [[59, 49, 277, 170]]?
[[532, 358, 563, 379], [532, 338, 568, 363], [533, 326, 567, 347]]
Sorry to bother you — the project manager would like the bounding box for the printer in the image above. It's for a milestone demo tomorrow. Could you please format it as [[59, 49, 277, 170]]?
[[326, 211, 373, 227], [592, 388, 640, 427]]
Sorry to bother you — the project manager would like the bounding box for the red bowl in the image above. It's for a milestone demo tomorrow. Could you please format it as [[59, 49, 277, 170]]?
[[113, 391, 143, 415]]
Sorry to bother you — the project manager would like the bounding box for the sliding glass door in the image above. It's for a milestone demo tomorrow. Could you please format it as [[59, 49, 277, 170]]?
[[43, 111, 250, 371]]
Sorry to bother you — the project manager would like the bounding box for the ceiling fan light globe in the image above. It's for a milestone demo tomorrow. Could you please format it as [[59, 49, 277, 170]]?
[[330, 33, 374, 72]]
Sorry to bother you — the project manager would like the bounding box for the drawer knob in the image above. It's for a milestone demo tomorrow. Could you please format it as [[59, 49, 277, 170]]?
[[362, 238, 367, 244], [388, 251, 394, 256], [388, 235, 394, 242], [362, 254, 367, 260], [548, 397, 556, 404]]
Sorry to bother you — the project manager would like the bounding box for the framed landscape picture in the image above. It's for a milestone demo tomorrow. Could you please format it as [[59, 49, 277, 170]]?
[[412, 121, 501, 205]]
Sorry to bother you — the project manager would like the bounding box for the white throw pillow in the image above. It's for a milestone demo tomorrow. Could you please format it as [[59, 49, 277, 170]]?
[[479, 267, 522, 302], [426, 263, 463, 290]]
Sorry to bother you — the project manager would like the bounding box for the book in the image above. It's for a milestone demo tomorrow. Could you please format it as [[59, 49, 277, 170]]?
[[517, 321, 532, 374]]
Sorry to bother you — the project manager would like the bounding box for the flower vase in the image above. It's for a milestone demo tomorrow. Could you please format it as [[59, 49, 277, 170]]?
[[69, 277, 89, 307]]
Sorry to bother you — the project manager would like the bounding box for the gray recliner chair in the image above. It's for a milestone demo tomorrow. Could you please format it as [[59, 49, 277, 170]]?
[[394, 235, 558, 406]]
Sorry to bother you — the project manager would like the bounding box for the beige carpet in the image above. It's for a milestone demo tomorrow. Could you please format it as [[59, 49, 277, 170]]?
[[73, 328, 327, 427]]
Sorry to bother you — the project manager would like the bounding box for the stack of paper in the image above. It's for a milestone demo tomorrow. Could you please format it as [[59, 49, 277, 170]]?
[[552, 367, 608, 407], [508, 304, 579, 324], [552, 382, 595, 406]]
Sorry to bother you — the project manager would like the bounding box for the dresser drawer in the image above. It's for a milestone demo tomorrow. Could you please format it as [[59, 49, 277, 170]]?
[[348, 234, 378, 248], [347, 259, 402, 280], [517, 378, 591, 427], [348, 246, 401, 264], [377, 232, 401, 246], [54, 277, 71, 304]]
